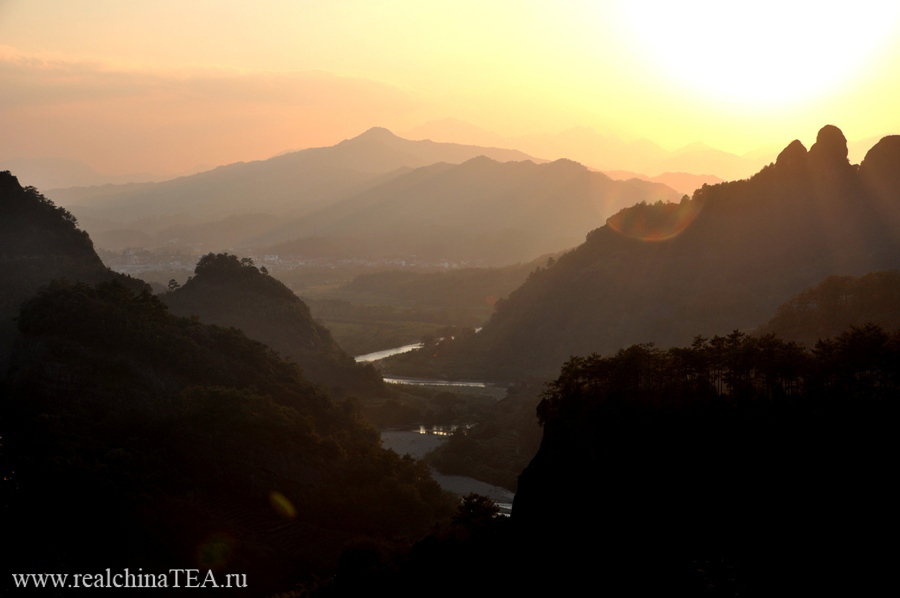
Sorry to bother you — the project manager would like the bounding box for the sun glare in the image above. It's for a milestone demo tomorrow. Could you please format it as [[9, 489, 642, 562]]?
[[616, 0, 900, 107]]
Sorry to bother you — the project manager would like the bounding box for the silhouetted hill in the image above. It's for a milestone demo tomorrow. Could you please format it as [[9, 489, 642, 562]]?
[[1, 280, 452, 594], [509, 328, 897, 595], [0, 171, 144, 370], [396, 126, 900, 380], [162, 253, 387, 398], [756, 270, 900, 345], [260, 157, 680, 264], [325, 326, 898, 596]]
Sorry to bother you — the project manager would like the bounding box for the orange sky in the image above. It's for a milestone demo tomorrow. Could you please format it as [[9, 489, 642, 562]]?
[[1, 0, 899, 177]]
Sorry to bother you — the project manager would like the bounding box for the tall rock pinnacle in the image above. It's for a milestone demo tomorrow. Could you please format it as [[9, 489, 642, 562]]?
[[808, 125, 849, 166]]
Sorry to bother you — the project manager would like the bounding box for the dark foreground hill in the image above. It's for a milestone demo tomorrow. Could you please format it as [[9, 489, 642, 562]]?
[[323, 326, 898, 596], [403, 125, 900, 381], [0, 281, 452, 594], [162, 253, 387, 399], [510, 326, 898, 595], [0, 171, 145, 371], [408, 268, 900, 493]]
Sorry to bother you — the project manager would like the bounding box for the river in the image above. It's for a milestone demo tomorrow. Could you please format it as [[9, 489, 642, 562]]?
[[355, 341, 496, 389], [354, 342, 424, 363], [382, 376, 489, 388], [362, 344, 513, 511], [381, 429, 514, 515]]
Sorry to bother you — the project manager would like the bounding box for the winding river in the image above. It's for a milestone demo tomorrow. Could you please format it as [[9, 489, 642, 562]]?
[[381, 429, 514, 514], [359, 342, 513, 511]]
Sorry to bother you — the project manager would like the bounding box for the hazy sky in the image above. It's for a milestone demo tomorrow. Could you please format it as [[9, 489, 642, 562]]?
[[2, 0, 899, 176]]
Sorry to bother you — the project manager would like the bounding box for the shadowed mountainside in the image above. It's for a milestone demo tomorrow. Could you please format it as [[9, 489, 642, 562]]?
[[0, 281, 452, 594], [384, 126, 900, 380], [510, 327, 897, 595], [0, 171, 146, 371], [0, 169, 457, 593], [756, 270, 900, 345], [421, 267, 900, 493], [162, 253, 388, 399], [320, 325, 898, 596], [260, 156, 680, 265]]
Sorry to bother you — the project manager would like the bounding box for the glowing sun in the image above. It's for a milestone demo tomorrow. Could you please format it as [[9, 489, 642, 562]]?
[[617, 0, 900, 106]]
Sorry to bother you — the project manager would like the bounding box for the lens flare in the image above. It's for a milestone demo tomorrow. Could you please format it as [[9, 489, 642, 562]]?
[[195, 532, 234, 570], [269, 491, 297, 519], [606, 199, 701, 242]]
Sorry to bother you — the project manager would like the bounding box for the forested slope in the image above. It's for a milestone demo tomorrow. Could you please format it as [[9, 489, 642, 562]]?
[[415, 126, 900, 380], [163, 253, 387, 399]]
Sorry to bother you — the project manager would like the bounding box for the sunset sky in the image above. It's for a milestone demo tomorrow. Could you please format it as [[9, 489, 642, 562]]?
[[2, 0, 899, 177]]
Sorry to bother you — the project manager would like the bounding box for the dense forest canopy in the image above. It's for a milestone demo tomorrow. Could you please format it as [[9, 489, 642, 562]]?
[[0, 171, 145, 370], [163, 252, 387, 399], [757, 270, 900, 345], [509, 324, 897, 595], [323, 324, 899, 595], [1, 280, 453, 593]]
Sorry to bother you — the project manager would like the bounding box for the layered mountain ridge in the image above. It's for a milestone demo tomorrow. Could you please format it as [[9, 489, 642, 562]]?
[[47, 129, 680, 264], [260, 155, 680, 264], [401, 125, 900, 380]]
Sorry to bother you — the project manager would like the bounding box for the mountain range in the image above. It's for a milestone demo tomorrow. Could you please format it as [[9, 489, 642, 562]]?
[[259, 155, 680, 264], [389, 125, 900, 380], [405, 118, 762, 180], [405, 118, 890, 183], [48, 129, 680, 264]]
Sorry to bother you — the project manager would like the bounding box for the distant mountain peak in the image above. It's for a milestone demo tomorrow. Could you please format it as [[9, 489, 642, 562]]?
[[775, 139, 807, 170], [546, 157, 587, 171], [809, 124, 849, 165], [457, 155, 501, 169], [355, 126, 399, 141]]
